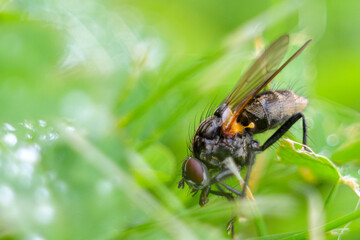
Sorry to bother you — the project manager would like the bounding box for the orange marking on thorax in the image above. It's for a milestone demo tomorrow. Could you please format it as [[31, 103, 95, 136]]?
[[221, 107, 255, 137]]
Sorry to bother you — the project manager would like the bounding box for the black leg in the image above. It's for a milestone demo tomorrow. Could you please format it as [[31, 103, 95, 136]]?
[[227, 217, 236, 238], [199, 182, 235, 207], [301, 114, 308, 150], [210, 169, 237, 184], [210, 165, 254, 238], [218, 181, 243, 196], [258, 113, 308, 151], [215, 184, 236, 238], [209, 165, 254, 197], [209, 190, 234, 200], [199, 186, 210, 207], [211, 169, 243, 196], [215, 184, 235, 200], [198, 169, 238, 207]]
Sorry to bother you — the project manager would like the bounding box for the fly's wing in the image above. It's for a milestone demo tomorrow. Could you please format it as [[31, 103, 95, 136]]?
[[224, 35, 289, 112], [222, 35, 312, 133]]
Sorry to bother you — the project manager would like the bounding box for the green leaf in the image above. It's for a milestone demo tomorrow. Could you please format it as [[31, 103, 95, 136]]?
[[277, 139, 360, 196], [277, 139, 341, 182]]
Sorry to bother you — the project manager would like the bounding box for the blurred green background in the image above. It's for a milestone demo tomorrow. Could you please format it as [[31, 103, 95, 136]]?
[[0, 0, 359, 239]]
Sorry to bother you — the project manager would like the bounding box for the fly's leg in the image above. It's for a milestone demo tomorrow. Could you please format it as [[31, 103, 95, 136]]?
[[209, 163, 255, 237], [216, 184, 237, 238], [213, 183, 237, 237], [258, 112, 308, 151], [211, 183, 235, 200], [210, 168, 244, 237], [211, 169, 243, 196], [209, 189, 234, 200], [201, 171, 238, 207], [226, 217, 236, 238], [210, 162, 254, 198], [208, 190, 233, 198], [199, 185, 210, 207]]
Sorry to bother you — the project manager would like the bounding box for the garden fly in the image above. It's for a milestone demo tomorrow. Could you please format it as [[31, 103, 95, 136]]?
[[178, 35, 312, 207]]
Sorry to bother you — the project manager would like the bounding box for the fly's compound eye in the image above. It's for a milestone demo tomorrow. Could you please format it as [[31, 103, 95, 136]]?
[[181, 157, 209, 190]]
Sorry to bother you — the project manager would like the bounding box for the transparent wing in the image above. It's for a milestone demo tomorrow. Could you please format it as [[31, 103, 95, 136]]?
[[222, 35, 312, 133], [224, 35, 289, 111]]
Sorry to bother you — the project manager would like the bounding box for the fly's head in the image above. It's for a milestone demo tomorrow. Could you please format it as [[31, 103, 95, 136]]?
[[178, 157, 210, 192], [178, 113, 223, 192]]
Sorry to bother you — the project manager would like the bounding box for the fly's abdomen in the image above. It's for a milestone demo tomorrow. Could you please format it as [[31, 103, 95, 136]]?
[[239, 90, 308, 134]]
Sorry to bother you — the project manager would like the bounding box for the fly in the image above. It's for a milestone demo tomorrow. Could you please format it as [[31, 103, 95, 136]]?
[[178, 35, 311, 231]]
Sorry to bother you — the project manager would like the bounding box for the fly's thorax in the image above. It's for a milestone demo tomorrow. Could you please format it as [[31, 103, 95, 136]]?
[[239, 90, 308, 134], [192, 130, 255, 168], [223, 133, 256, 166], [214, 104, 233, 123], [192, 105, 257, 168], [194, 116, 222, 140]]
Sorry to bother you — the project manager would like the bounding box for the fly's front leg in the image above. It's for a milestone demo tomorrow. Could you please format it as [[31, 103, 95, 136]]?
[[210, 164, 254, 237], [256, 112, 308, 151], [214, 183, 237, 237], [199, 185, 210, 207], [199, 181, 234, 207]]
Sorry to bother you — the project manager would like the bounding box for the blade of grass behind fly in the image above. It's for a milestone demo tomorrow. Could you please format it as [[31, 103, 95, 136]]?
[[251, 207, 360, 240], [117, 50, 224, 128]]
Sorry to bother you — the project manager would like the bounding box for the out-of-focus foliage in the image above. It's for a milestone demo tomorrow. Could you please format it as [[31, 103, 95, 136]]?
[[0, 0, 359, 239]]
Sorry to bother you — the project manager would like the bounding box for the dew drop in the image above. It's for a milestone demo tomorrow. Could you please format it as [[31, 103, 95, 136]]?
[[38, 120, 47, 128], [4, 123, 16, 131], [48, 132, 58, 141], [3, 133, 17, 146], [34, 204, 55, 224], [39, 134, 47, 141], [24, 120, 34, 131], [0, 185, 15, 206], [26, 134, 33, 140], [15, 146, 40, 164]]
